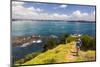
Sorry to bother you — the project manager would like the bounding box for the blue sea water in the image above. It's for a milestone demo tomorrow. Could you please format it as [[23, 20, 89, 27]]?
[[12, 20, 96, 60], [12, 20, 96, 37]]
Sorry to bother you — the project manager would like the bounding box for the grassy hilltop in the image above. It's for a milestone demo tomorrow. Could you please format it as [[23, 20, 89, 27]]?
[[22, 42, 95, 65], [14, 35, 96, 66]]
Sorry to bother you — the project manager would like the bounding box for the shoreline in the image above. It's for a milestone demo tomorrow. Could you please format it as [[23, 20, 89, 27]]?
[[12, 35, 42, 47], [12, 34, 95, 47], [12, 34, 96, 65], [12, 35, 59, 47]]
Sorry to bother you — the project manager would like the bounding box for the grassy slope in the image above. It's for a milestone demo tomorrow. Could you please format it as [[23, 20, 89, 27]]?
[[22, 42, 96, 65]]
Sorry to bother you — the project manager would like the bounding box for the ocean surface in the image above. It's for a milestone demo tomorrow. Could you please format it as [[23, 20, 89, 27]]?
[[12, 20, 96, 61], [12, 20, 96, 37]]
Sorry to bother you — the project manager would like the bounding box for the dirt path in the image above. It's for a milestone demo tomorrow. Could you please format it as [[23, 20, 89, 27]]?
[[65, 44, 78, 62]]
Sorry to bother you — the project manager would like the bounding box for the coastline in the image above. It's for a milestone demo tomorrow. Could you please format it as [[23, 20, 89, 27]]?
[[12, 34, 95, 47]]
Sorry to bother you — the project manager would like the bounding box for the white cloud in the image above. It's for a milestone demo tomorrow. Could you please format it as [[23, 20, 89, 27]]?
[[72, 10, 83, 17], [68, 10, 95, 21], [50, 13, 68, 20], [27, 7, 43, 12], [54, 4, 67, 9], [12, 1, 24, 7], [12, 1, 43, 20], [12, 1, 95, 21], [59, 5, 67, 8], [72, 10, 88, 18], [12, 1, 68, 20]]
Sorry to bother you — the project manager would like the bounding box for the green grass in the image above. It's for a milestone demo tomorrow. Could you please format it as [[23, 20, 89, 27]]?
[[20, 41, 95, 65], [75, 50, 96, 62]]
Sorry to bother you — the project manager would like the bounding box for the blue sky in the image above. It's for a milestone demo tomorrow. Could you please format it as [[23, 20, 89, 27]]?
[[12, 1, 95, 21], [23, 2, 95, 14]]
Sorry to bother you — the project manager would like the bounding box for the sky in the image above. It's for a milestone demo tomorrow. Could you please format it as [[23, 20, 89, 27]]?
[[12, 1, 96, 21]]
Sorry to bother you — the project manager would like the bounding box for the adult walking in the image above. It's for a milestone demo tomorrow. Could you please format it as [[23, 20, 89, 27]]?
[[76, 38, 82, 56]]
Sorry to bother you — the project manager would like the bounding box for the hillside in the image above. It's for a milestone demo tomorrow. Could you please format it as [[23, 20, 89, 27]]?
[[22, 42, 96, 65]]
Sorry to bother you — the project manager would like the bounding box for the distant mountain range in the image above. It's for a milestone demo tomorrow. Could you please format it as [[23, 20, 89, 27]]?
[[12, 19, 96, 22]]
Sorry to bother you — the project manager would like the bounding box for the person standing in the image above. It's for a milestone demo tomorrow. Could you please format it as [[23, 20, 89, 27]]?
[[76, 38, 82, 56]]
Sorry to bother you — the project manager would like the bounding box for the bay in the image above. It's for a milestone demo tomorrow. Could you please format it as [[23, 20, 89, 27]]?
[[12, 20, 96, 37]]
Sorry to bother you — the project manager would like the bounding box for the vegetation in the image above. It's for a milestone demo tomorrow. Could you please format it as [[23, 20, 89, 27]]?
[[14, 34, 96, 66], [42, 38, 58, 52], [66, 34, 96, 51], [46, 38, 58, 49], [67, 36, 77, 43], [43, 34, 69, 52], [80, 35, 96, 51], [15, 52, 41, 65], [22, 42, 95, 65], [60, 34, 69, 44]]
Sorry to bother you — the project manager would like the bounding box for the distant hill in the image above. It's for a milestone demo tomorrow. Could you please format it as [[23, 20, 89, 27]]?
[[12, 19, 95, 23]]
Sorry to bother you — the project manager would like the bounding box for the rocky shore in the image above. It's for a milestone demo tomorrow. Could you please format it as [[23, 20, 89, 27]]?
[[12, 35, 59, 47], [12, 35, 42, 47]]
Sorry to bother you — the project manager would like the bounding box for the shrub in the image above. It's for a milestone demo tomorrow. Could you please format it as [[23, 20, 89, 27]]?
[[67, 36, 76, 43], [43, 34, 69, 52], [80, 35, 96, 51], [43, 38, 58, 50], [90, 38, 96, 50], [60, 34, 69, 44]]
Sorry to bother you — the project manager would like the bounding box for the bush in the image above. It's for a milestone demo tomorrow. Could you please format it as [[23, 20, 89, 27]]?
[[80, 35, 96, 51], [47, 38, 57, 49], [66, 35, 96, 51], [67, 36, 76, 43], [90, 38, 96, 50], [43, 34, 69, 52], [60, 34, 69, 44], [43, 38, 57, 52]]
